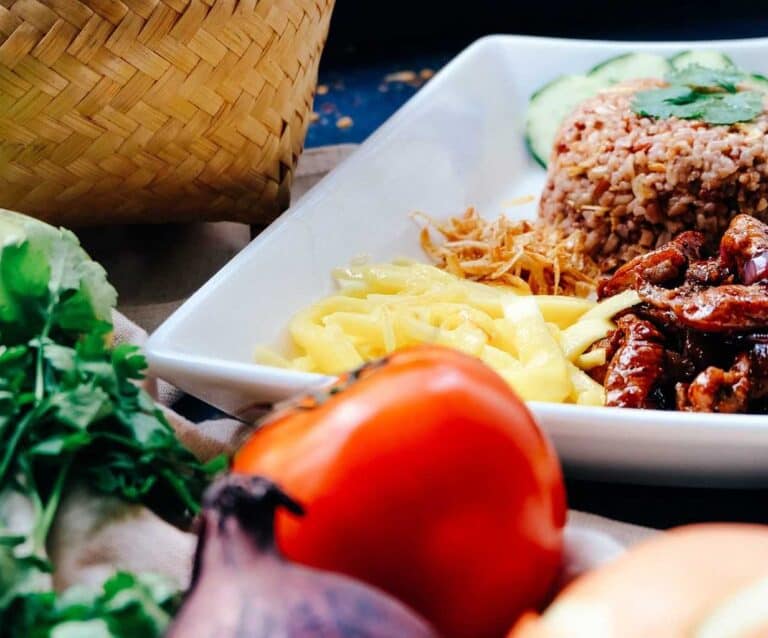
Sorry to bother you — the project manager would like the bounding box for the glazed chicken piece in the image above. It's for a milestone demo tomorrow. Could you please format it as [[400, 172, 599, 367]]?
[[604, 314, 666, 409], [719, 214, 768, 284], [676, 353, 751, 413], [639, 282, 768, 333], [596, 216, 768, 413], [585, 331, 623, 386], [684, 259, 729, 286], [665, 330, 719, 383], [598, 231, 706, 299]]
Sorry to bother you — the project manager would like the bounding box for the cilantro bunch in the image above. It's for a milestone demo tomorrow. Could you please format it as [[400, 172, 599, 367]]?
[[6, 572, 180, 638], [0, 212, 223, 634], [632, 64, 764, 124]]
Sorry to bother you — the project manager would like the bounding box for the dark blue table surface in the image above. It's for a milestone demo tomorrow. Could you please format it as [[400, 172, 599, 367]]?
[[305, 52, 451, 148], [307, 1, 768, 148]]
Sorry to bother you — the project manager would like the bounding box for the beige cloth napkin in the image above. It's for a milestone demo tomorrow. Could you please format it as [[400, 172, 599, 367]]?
[[56, 308, 655, 591], [54, 144, 655, 595]]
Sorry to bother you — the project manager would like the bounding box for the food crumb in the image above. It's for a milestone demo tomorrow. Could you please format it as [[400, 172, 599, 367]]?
[[316, 84, 329, 95], [336, 116, 354, 129], [420, 68, 435, 80], [503, 195, 536, 207], [385, 70, 418, 84]]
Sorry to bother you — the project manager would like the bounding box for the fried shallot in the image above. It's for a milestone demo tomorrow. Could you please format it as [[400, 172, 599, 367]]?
[[418, 207, 600, 297]]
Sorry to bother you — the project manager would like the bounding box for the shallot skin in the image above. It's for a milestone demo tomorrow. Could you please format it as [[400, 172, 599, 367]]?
[[719, 213, 768, 285], [167, 475, 439, 638]]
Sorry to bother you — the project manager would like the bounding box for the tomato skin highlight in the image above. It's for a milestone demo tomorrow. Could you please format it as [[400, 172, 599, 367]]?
[[234, 345, 567, 638]]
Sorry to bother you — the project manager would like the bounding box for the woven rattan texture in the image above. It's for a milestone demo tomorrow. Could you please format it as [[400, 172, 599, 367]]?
[[0, 0, 333, 225]]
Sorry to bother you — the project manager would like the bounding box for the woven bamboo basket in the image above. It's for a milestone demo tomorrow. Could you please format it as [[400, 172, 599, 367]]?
[[0, 0, 334, 226]]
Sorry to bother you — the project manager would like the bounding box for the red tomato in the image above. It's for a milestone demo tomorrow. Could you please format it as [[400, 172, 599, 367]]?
[[234, 345, 566, 638]]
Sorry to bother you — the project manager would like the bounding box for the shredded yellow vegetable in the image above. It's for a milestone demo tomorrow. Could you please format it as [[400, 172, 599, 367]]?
[[255, 261, 640, 406]]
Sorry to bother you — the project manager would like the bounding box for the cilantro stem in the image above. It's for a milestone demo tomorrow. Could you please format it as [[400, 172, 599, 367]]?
[[34, 344, 44, 401], [161, 468, 200, 515], [34, 456, 73, 554], [34, 297, 56, 402], [0, 407, 38, 487]]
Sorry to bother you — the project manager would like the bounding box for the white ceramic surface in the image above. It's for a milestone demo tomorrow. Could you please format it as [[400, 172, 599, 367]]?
[[147, 35, 768, 486]]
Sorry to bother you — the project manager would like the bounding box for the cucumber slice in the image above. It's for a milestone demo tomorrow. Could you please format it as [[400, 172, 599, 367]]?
[[589, 53, 671, 84], [670, 50, 735, 71], [525, 74, 607, 167], [742, 73, 768, 94]]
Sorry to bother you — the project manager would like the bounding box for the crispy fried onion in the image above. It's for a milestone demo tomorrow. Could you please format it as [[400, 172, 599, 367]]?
[[416, 207, 600, 297]]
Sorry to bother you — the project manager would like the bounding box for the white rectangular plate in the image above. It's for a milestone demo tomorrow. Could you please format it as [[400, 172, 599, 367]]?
[[147, 35, 768, 486]]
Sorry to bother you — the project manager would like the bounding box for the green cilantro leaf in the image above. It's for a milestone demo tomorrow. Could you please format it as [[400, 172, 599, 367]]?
[[2, 243, 50, 299], [632, 63, 764, 125], [633, 87, 764, 124], [117, 411, 172, 448], [111, 344, 147, 381], [666, 64, 746, 93], [27, 432, 93, 456], [0, 210, 116, 344], [50, 385, 112, 430], [633, 86, 700, 118], [690, 90, 765, 124], [3, 571, 180, 638]]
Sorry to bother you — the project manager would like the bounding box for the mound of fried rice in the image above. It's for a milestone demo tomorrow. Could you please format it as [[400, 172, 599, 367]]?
[[539, 79, 768, 271]]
